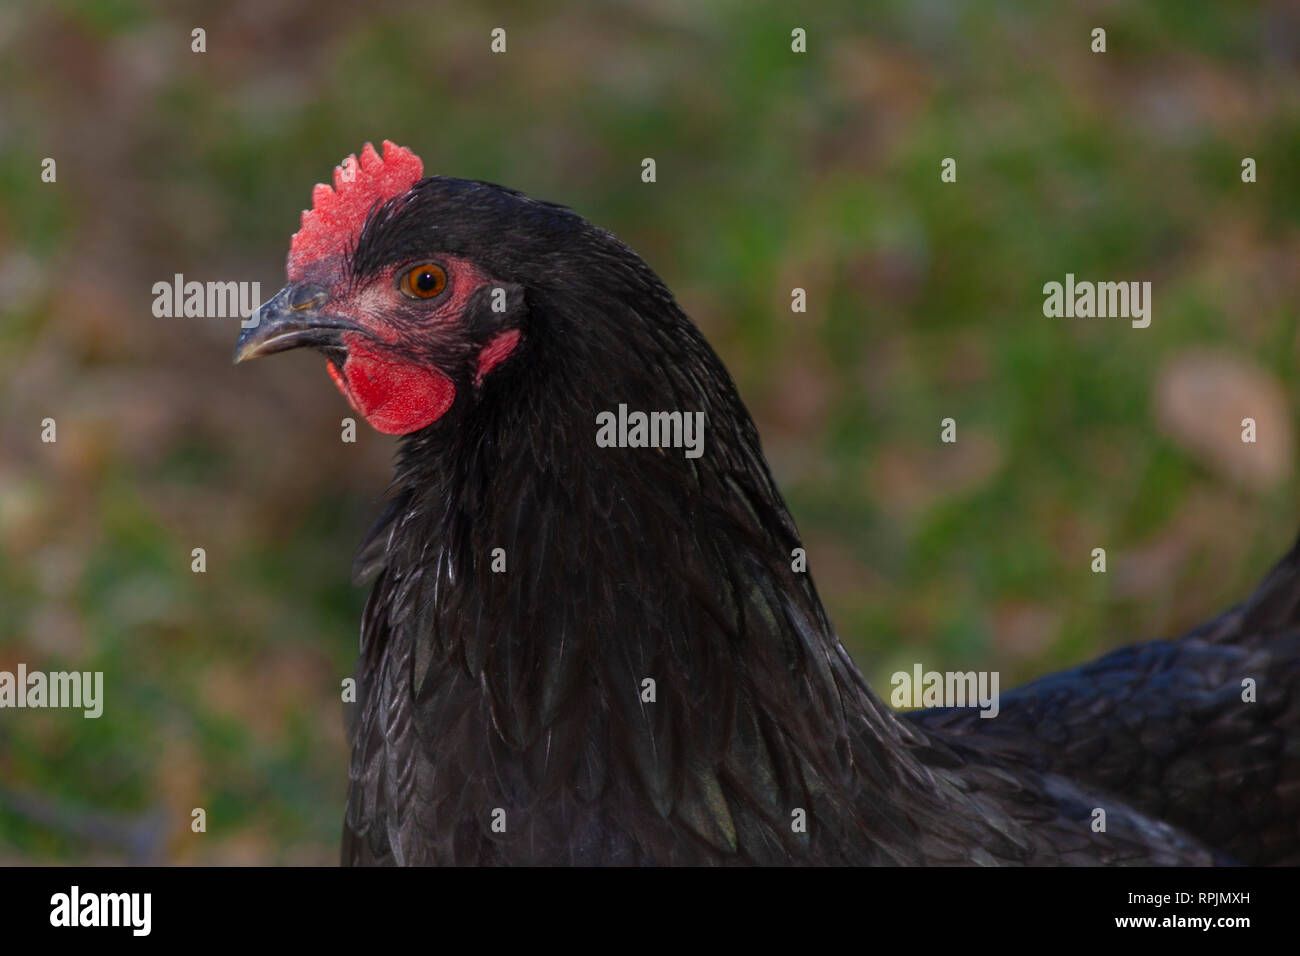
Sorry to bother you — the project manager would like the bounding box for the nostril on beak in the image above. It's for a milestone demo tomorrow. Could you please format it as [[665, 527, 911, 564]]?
[[291, 284, 329, 311]]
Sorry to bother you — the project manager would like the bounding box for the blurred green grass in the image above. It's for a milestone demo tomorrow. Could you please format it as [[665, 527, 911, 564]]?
[[1, 0, 1298, 862]]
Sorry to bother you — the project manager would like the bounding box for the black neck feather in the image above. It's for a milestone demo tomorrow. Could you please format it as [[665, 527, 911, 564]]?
[[348, 271, 958, 864]]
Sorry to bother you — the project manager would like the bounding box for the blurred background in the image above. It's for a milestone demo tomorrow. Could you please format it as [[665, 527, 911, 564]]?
[[1, 0, 1298, 863]]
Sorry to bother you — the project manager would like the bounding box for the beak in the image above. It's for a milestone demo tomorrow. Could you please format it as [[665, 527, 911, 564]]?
[[233, 283, 361, 364]]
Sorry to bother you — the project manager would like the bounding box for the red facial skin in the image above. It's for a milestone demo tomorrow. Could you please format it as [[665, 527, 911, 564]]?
[[284, 144, 520, 435], [315, 256, 519, 435], [475, 329, 522, 385]]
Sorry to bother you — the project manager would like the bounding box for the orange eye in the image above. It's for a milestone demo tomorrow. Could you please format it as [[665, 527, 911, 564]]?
[[402, 263, 447, 299]]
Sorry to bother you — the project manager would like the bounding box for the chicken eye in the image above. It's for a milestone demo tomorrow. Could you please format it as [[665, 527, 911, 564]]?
[[402, 264, 447, 299]]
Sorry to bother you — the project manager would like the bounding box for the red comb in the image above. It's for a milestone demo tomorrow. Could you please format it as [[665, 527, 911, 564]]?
[[287, 140, 424, 277]]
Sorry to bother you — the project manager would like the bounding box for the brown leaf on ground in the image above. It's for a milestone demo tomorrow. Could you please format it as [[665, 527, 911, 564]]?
[[1111, 488, 1257, 637], [992, 601, 1063, 660], [869, 428, 1003, 517], [1153, 349, 1293, 491]]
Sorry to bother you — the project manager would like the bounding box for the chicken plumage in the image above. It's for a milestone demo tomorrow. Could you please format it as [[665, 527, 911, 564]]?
[[235, 142, 1299, 865]]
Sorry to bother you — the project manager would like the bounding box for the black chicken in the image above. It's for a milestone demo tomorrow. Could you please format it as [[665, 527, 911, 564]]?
[[235, 141, 1300, 866]]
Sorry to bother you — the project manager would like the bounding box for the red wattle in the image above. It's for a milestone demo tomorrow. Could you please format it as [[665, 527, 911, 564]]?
[[328, 337, 455, 435]]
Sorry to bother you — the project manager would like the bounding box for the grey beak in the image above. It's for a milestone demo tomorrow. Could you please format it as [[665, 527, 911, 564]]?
[[233, 283, 360, 364]]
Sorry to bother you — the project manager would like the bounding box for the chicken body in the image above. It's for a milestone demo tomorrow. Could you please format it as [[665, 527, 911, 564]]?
[[235, 143, 1299, 865]]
